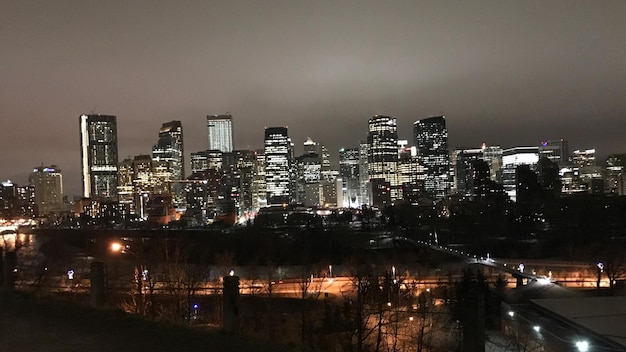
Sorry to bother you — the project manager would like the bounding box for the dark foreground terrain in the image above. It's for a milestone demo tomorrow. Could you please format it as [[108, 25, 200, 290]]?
[[0, 292, 289, 352]]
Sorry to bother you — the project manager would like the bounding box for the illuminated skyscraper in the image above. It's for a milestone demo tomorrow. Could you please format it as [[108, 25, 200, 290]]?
[[367, 115, 399, 203], [207, 114, 233, 152], [251, 149, 267, 210], [502, 147, 539, 201], [572, 149, 596, 168], [358, 141, 370, 203], [264, 127, 293, 205], [606, 154, 626, 195], [29, 165, 63, 216], [80, 114, 119, 199], [339, 147, 361, 207], [413, 116, 451, 200], [152, 120, 184, 204], [295, 149, 321, 206]]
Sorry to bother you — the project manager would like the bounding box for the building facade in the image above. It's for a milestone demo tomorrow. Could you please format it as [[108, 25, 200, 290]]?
[[502, 147, 539, 201], [264, 127, 293, 205], [29, 165, 64, 216], [80, 114, 119, 199], [339, 147, 362, 207], [207, 114, 233, 153], [152, 121, 185, 205], [367, 115, 399, 204], [413, 116, 451, 200]]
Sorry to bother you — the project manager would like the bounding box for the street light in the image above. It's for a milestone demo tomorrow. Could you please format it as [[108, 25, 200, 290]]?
[[575, 340, 589, 352], [110, 241, 148, 315], [110, 242, 123, 253]]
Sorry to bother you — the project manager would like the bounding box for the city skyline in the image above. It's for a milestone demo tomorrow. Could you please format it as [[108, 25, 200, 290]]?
[[1, 1, 625, 197]]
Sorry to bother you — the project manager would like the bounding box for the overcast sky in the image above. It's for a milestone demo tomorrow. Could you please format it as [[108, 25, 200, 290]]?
[[1, 0, 625, 197]]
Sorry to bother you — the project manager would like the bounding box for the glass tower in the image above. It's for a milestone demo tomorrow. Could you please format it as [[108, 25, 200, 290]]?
[[413, 116, 451, 200], [367, 115, 399, 201], [264, 127, 292, 204], [152, 120, 184, 204], [80, 114, 119, 199], [207, 114, 233, 152]]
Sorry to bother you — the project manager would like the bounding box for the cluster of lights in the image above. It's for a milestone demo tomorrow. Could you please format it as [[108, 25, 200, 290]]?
[[508, 309, 591, 351]]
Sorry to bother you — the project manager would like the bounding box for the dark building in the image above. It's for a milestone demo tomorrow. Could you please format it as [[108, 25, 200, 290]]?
[[0, 180, 19, 218], [605, 154, 626, 195]]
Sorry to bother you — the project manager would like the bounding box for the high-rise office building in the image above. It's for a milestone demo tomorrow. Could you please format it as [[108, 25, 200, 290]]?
[[572, 149, 603, 194], [190, 150, 223, 174], [367, 115, 399, 203], [539, 139, 569, 166], [452, 149, 483, 198], [295, 150, 322, 206], [606, 154, 626, 195], [502, 147, 539, 201], [1, 180, 19, 218], [339, 147, 361, 207], [29, 165, 63, 216], [264, 127, 293, 205], [413, 116, 451, 200], [572, 149, 596, 168], [251, 149, 267, 210], [152, 121, 184, 204], [481, 144, 503, 183], [207, 114, 233, 152], [397, 143, 424, 205], [117, 158, 135, 215], [303, 137, 319, 154], [80, 114, 119, 199], [358, 141, 370, 204]]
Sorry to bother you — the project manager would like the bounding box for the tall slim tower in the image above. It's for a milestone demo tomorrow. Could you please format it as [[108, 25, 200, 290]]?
[[80, 114, 119, 199], [153, 121, 185, 204], [339, 147, 361, 207], [367, 115, 399, 202], [207, 114, 233, 152], [264, 127, 292, 205], [413, 116, 451, 200]]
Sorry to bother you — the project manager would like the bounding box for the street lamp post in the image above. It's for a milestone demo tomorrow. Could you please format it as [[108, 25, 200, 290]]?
[[110, 241, 148, 315]]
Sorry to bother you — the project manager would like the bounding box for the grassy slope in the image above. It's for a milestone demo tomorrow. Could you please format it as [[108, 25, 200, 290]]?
[[0, 292, 292, 352]]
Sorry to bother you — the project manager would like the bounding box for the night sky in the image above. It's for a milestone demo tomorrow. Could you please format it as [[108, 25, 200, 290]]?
[[1, 1, 625, 197]]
